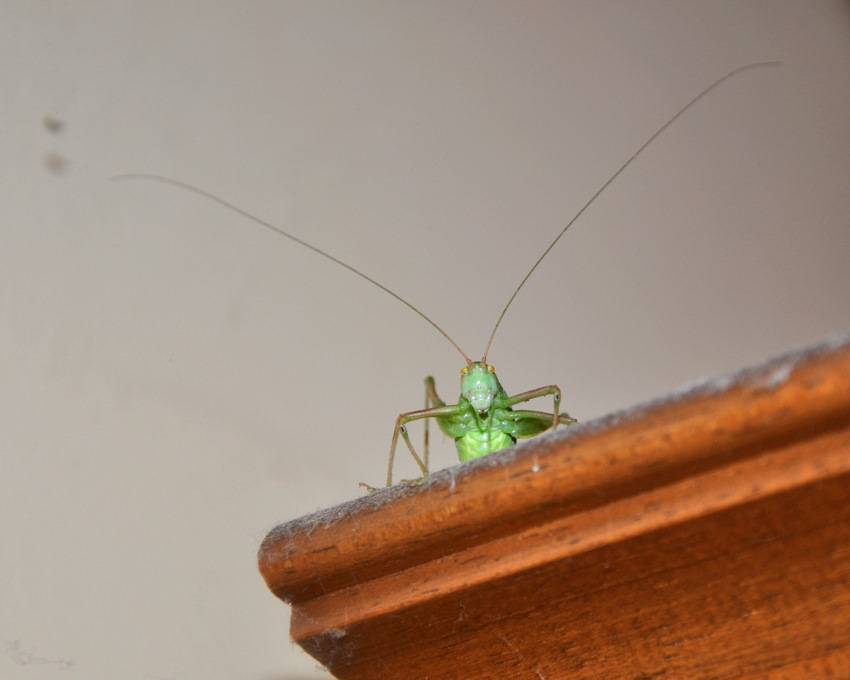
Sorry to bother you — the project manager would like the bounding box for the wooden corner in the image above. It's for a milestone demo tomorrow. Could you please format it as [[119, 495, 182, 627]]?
[[259, 331, 850, 679]]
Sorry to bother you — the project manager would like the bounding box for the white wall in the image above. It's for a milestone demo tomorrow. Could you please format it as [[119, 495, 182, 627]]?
[[2, 3, 849, 678]]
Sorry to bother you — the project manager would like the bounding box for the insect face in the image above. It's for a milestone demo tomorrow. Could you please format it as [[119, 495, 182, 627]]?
[[461, 362, 499, 413]]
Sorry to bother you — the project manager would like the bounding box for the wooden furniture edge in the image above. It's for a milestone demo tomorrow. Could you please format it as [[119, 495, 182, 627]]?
[[258, 331, 850, 633]]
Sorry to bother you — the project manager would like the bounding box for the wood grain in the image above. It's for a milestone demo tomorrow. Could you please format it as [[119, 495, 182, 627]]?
[[259, 331, 850, 679]]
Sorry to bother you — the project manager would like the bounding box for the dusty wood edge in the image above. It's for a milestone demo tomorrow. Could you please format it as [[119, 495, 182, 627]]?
[[259, 330, 850, 607], [290, 425, 850, 641]]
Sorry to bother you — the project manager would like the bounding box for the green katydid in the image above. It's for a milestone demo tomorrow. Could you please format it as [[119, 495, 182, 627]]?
[[115, 62, 778, 490]]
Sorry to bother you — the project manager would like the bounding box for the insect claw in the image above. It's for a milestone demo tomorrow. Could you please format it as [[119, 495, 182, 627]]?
[[358, 482, 381, 494]]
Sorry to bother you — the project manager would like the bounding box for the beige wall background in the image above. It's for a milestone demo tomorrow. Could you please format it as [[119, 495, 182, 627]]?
[[2, 2, 849, 678]]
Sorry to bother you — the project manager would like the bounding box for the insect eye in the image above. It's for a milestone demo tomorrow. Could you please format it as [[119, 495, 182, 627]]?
[[461, 367, 468, 376], [487, 365, 494, 373]]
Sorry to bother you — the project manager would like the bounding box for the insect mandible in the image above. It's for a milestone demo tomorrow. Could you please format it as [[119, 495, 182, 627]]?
[[114, 62, 779, 490]]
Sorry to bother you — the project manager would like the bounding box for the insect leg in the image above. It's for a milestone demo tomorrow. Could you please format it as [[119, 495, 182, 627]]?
[[423, 376, 447, 474], [382, 403, 465, 488], [503, 385, 563, 429], [504, 409, 578, 438]]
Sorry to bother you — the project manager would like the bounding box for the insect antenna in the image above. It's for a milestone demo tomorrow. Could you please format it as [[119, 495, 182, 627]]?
[[110, 173, 473, 364], [480, 61, 781, 363]]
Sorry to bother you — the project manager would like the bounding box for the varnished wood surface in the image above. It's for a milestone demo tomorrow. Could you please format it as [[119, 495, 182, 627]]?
[[259, 332, 850, 679]]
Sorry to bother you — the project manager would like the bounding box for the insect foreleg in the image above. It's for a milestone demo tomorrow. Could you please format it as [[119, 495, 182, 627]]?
[[502, 385, 564, 429], [504, 409, 578, 438], [365, 402, 464, 489]]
